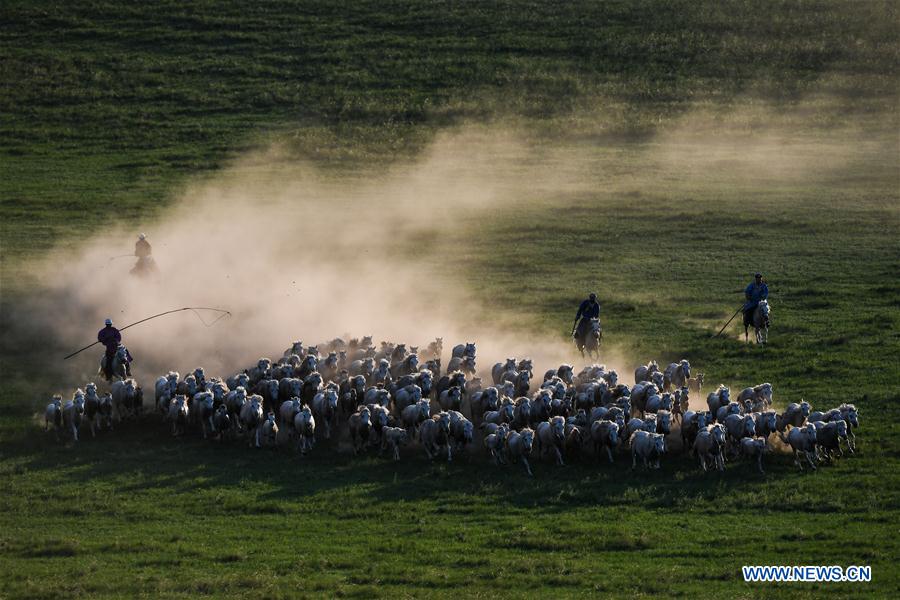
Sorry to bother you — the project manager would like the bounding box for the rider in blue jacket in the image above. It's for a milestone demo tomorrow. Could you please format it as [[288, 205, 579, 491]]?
[[743, 273, 769, 327], [573, 293, 600, 339]]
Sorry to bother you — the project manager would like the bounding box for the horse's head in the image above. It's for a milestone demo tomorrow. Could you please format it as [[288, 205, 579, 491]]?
[[520, 429, 534, 452], [605, 370, 618, 386], [842, 404, 859, 428], [835, 420, 848, 438], [711, 424, 726, 445], [480, 387, 497, 409], [719, 385, 731, 403], [551, 416, 566, 441], [437, 411, 451, 433], [697, 412, 709, 428]]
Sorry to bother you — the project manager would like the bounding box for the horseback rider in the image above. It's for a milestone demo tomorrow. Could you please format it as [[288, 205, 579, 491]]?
[[572, 292, 600, 341], [135, 233, 152, 258], [131, 233, 159, 277], [742, 272, 769, 329], [97, 318, 122, 379]]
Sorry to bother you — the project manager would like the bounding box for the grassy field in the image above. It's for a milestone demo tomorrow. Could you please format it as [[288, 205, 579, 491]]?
[[2, 1, 899, 597]]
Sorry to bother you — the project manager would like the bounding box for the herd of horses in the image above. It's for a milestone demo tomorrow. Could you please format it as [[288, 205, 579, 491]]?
[[40, 313, 852, 478]]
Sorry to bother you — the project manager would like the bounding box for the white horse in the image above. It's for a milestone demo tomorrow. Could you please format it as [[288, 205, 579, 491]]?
[[663, 360, 690, 391], [100, 345, 130, 382], [575, 318, 601, 360], [745, 300, 771, 344]]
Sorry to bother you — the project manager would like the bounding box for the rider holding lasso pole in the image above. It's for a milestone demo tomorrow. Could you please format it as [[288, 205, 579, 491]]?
[[742, 272, 769, 329]]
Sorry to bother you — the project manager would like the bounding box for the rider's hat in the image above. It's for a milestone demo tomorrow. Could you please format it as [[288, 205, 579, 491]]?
[[138, 233, 146, 240], [754, 272, 762, 278], [105, 318, 112, 326], [589, 292, 597, 300]]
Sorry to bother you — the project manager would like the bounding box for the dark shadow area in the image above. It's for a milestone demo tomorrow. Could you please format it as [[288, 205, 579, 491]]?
[[3, 404, 888, 516]]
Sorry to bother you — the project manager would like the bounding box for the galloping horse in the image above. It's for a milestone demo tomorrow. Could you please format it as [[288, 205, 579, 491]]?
[[100, 344, 132, 382], [130, 256, 159, 278], [745, 300, 771, 344], [575, 318, 602, 359]]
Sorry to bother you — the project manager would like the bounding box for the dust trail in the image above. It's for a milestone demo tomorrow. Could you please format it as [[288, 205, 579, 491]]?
[[32, 126, 630, 387], [19, 102, 893, 393]]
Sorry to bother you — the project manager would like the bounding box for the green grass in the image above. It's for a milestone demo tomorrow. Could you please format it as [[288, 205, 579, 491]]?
[[2, 1, 899, 597], [3, 0, 897, 275]]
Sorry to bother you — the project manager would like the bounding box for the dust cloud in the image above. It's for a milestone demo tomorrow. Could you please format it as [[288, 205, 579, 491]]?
[[22, 99, 893, 393], [33, 126, 628, 387]]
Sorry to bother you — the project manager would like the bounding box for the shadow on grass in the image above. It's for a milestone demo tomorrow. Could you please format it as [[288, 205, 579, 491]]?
[[1, 408, 877, 517]]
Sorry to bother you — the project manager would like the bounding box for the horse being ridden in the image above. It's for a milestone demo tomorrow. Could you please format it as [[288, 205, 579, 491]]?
[[576, 318, 602, 359], [746, 300, 771, 344], [100, 345, 132, 381], [742, 273, 770, 344], [572, 292, 601, 355], [98, 319, 132, 381], [130, 233, 159, 278]]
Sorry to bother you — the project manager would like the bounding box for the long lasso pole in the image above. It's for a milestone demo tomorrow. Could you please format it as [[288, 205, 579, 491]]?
[[62, 307, 231, 360], [713, 306, 743, 338]]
